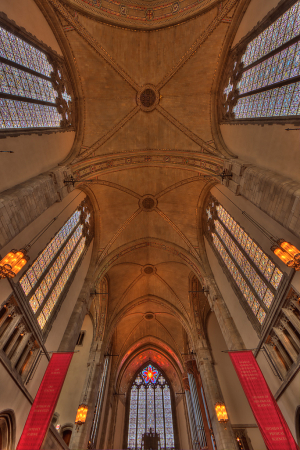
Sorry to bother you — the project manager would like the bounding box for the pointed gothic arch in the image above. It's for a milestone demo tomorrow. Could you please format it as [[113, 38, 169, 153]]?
[[124, 361, 179, 450]]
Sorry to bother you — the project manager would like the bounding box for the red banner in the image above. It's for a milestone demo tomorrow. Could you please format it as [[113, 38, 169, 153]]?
[[17, 352, 73, 450], [229, 351, 299, 450]]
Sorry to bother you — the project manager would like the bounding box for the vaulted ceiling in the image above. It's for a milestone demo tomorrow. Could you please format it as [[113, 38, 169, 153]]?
[[50, 0, 239, 389]]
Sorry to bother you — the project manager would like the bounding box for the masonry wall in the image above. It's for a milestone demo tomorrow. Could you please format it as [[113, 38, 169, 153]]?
[[54, 314, 94, 440], [0, 189, 93, 445], [207, 312, 266, 450], [206, 184, 300, 442]]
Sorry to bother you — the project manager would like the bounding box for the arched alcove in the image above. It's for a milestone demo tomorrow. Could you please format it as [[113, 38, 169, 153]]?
[[0, 410, 16, 450], [124, 362, 179, 450]]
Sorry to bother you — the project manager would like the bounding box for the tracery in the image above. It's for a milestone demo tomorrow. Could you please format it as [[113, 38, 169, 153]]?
[[127, 364, 175, 450]]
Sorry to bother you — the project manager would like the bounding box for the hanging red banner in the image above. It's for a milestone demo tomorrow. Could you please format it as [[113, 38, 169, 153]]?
[[229, 350, 299, 450], [17, 352, 73, 450]]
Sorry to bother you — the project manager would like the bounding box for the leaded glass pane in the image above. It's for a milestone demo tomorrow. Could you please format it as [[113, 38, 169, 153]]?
[[128, 386, 138, 448], [212, 233, 263, 320], [155, 387, 165, 448], [147, 386, 155, 434], [163, 387, 174, 448], [128, 364, 175, 449], [0, 62, 58, 102], [238, 41, 300, 94], [0, 98, 62, 129], [271, 267, 284, 289], [215, 221, 269, 301], [233, 82, 300, 119], [242, 1, 300, 67], [142, 365, 159, 384], [0, 26, 53, 76], [137, 386, 146, 448], [216, 205, 283, 286], [38, 237, 85, 328], [20, 210, 81, 294]]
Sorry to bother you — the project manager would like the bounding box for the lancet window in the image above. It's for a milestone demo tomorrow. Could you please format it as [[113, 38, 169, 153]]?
[[19, 198, 93, 332], [127, 364, 175, 450], [220, 0, 300, 122], [0, 16, 73, 133], [206, 196, 284, 328]]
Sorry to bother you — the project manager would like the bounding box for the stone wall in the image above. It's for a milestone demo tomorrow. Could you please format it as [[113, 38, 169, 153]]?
[[0, 167, 73, 249]]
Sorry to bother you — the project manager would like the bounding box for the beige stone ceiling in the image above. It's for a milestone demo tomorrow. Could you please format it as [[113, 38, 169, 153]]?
[[53, 0, 237, 390]]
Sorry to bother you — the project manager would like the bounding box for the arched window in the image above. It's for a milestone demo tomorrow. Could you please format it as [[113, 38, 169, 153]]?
[[220, 0, 300, 122], [127, 364, 175, 450], [0, 15, 73, 134], [19, 198, 93, 332], [205, 195, 284, 330]]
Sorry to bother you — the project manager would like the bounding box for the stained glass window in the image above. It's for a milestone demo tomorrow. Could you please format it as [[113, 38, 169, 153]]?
[[207, 198, 283, 326], [19, 200, 93, 330], [127, 364, 175, 450], [0, 22, 72, 130], [221, 0, 300, 121]]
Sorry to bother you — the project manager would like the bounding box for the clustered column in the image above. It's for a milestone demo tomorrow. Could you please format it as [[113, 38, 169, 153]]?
[[0, 301, 38, 380], [194, 342, 239, 450]]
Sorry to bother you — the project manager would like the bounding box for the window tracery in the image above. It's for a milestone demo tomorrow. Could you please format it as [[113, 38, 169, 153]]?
[[220, 0, 300, 123], [127, 364, 175, 450], [0, 16, 73, 133], [19, 198, 93, 332], [206, 196, 284, 328]]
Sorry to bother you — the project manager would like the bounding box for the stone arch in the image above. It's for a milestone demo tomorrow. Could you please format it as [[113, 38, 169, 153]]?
[[0, 410, 16, 450]]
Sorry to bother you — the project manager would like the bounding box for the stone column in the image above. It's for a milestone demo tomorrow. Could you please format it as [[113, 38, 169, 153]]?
[[203, 277, 245, 351], [280, 318, 300, 348], [194, 341, 239, 450], [10, 332, 32, 367], [4, 324, 25, 357], [271, 336, 291, 369], [0, 304, 14, 328], [0, 312, 22, 349], [69, 344, 104, 450], [264, 344, 286, 379], [16, 339, 35, 373], [58, 277, 93, 352], [273, 327, 298, 363]]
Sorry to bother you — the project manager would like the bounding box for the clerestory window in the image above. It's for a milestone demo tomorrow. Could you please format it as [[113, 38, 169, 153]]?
[[206, 196, 284, 329], [220, 0, 300, 123], [0, 16, 73, 134], [19, 198, 93, 332], [127, 364, 175, 450]]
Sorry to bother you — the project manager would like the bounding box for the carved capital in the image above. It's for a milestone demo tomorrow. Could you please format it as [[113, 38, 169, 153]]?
[[182, 376, 190, 391]]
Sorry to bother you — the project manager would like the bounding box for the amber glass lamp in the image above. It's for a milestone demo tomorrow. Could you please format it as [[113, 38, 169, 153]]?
[[0, 249, 29, 279], [75, 404, 88, 426], [215, 402, 228, 423], [271, 240, 300, 270]]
